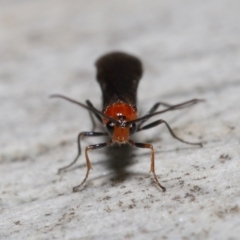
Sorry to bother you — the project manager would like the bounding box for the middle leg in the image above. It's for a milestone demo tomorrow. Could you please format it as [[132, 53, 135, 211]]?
[[58, 131, 108, 174], [137, 119, 202, 146], [73, 140, 113, 192]]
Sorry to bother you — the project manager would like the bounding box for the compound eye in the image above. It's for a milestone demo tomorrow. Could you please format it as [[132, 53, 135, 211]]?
[[129, 123, 136, 135], [106, 121, 115, 135]]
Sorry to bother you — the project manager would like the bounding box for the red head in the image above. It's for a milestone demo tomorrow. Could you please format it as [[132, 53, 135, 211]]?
[[103, 101, 137, 143]]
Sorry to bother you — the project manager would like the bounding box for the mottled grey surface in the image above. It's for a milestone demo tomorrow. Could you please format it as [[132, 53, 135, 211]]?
[[0, 0, 240, 239]]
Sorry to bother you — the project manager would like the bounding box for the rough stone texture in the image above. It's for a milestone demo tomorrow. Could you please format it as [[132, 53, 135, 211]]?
[[0, 0, 240, 239]]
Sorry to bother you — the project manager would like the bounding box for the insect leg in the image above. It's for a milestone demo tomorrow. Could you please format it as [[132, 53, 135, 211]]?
[[73, 140, 113, 192], [86, 100, 103, 131], [128, 140, 166, 192], [58, 131, 108, 174], [138, 102, 173, 129], [138, 119, 202, 146]]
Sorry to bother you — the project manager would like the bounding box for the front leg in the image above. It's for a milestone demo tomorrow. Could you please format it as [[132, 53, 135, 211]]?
[[128, 140, 166, 192]]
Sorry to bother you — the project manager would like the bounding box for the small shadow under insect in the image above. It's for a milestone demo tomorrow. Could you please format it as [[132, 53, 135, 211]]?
[[103, 144, 136, 183]]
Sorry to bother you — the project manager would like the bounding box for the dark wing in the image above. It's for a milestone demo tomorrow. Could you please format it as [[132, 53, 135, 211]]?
[[95, 52, 143, 109]]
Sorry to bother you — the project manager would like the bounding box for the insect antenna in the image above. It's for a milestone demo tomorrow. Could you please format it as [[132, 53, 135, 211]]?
[[50, 94, 118, 123], [127, 99, 204, 125]]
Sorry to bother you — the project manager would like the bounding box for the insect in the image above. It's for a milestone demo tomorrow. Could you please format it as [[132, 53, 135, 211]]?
[[51, 52, 203, 192]]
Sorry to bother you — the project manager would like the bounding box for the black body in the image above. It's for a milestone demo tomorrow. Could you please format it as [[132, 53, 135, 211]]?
[[95, 52, 143, 109]]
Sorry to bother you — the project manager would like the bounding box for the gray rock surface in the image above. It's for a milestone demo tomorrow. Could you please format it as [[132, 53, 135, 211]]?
[[1, 0, 240, 239]]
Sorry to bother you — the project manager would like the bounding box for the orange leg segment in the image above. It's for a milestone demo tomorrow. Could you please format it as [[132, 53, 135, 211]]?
[[128, 140, 166, 192]]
